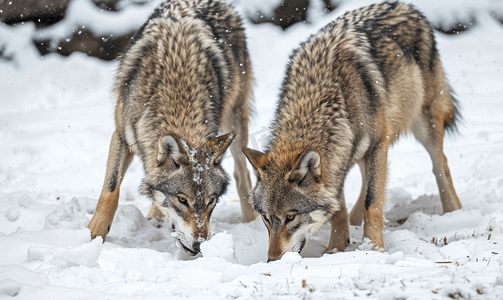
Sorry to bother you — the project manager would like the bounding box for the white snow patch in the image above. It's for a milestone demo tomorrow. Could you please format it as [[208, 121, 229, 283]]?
[[5, 207, 20, 222], [62, 236, 103, 267], [201, 232, 236, 263], [385, 251, 405, 265], [221, 264, 253, 283], [280, 251, 302, 264], [0, 279, 21, 297]]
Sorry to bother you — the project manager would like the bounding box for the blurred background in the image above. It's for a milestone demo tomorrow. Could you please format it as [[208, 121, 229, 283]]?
[[1, 0, 502, 62]]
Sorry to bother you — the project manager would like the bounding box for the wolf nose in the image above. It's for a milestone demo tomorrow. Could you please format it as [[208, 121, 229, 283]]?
[[267, 257, 278, 263], [192, 241, 201, 253]]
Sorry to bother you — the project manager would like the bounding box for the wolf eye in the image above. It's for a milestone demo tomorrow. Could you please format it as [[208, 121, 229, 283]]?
[[178, 197, 187, 205], [208, 197, 216, 206], [286, 214, 295, 223]]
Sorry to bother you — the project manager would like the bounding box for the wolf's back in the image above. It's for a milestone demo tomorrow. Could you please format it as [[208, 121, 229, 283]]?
[[110, 0, 252, 173], [272, 1, 459, 154], [332, 1, 460, 133]]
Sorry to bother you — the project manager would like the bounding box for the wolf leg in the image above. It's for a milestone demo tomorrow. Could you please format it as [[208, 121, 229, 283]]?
[[363, 141, 388, 250], [412, 118, 461, 213], [327, 193, 350, 252], [349, 160, 367, 226], [147, 202, 166, 222], [88, 130, 133, 240], [223, 111, 258, 222]]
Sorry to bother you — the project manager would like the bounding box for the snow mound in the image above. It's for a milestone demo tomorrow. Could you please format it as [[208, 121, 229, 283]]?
[[385, 251, 405, 265], [4, 208, 20, 222], [25, 233, 103, 268], [281, 251, 302, 264], [201, 232, 236, 263], [62, 236, 103, 267], [18, 194, 34, 208], [0, 279, 21, 297]]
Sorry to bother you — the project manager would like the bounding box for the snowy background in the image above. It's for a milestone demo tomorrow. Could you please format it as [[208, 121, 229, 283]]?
[[1, 0, 503, 298]]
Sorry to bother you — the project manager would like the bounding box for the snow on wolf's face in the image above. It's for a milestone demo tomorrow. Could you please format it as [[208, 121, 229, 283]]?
[[243, 149, 338, 261], [141, 133, 234, 255]]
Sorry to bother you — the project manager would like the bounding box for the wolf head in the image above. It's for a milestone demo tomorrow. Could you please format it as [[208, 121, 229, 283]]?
[[141, 131, 235, 255], [243, 147, 339, 261]]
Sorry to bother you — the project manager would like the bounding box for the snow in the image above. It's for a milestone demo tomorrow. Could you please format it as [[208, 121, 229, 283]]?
[[280, 252, 303, 264], [384, 250, 404, 265], [221, 264, 253, 283], [61, 236, 104, 267], [201, 232, 236, 263], [1, 0, 503, 299]]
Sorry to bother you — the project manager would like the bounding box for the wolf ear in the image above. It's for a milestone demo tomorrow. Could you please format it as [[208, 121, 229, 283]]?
[[208, 131, 236, 165], [242, 147, 267, 174], [289, 151, 321, 183], [157, 134, 188, 167]]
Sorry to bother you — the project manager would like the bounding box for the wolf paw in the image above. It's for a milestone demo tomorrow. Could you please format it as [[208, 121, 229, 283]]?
[[87, 214, 112, 241], [359, 237, 384, 251], [326, 237, 350, 253]]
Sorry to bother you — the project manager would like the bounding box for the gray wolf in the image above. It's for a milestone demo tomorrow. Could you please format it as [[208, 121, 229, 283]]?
[[243, 1, 462, 261], [88, 0, 257, 255]]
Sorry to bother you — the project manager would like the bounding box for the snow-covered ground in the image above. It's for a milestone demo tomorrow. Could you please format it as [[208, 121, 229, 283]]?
[[1, 1, 503, 299]]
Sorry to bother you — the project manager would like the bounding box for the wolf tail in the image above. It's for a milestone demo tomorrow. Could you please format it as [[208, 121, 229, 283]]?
[[444, 91, 462, 136]]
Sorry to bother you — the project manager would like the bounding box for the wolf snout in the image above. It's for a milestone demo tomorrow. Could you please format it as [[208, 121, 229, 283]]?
[[192, 241, 201, 253], [267, 257, 279, 263], [179, 240, 200, 256]]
